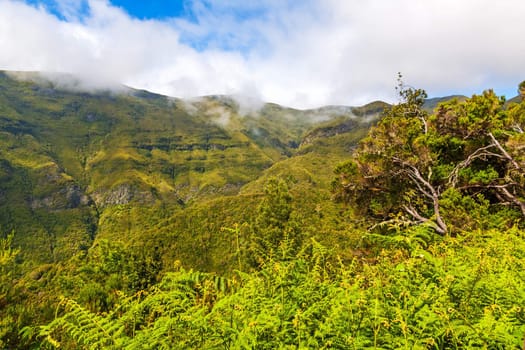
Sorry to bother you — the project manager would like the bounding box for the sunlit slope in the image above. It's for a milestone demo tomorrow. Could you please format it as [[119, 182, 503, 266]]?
[[0, 71, 381, 265], [102, 106, 380, 273]]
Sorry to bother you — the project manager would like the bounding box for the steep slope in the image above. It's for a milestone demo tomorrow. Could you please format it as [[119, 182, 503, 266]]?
[[0, 71, 379, 267]]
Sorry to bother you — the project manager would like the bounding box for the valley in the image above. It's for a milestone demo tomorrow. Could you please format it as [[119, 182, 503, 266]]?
[[1, 71, 524, 349]]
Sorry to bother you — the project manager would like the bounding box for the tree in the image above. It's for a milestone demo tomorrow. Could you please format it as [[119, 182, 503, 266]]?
[[251, 178, 302, 265], [333, 78, 524, 235], [0, 231, 20, 349], [435, 92, 524, 219], [519, 80, 525, 99]]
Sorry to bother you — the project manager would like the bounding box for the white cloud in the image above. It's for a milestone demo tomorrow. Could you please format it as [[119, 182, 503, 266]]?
[[0, 0, 524, 108]]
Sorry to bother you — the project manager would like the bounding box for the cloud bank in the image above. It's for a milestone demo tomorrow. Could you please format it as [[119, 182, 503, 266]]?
[[1, 0, 524, 108]]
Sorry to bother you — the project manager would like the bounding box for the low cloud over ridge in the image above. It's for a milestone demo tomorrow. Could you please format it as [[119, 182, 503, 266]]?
[[1, 0, 524, 108]]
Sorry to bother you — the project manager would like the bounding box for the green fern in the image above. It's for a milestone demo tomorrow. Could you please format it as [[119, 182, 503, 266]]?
[[39, 297, 129, 349]]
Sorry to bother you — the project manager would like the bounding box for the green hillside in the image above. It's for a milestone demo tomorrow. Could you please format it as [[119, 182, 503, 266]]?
[[0, 71, 379, 268], [1, 71, 524, 349], [0, 71, 381, 348]]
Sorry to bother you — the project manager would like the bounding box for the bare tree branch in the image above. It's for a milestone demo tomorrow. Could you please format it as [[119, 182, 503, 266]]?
[[448, 143, 504, 187], [488, 132, 521, 171], [497, 186, 525, 217], [405, 172, 433, 199], [402, 205, 446, 235], [457, 182, 519, 191], [392, 157, 448, 234], [403, 205, 428, 223]]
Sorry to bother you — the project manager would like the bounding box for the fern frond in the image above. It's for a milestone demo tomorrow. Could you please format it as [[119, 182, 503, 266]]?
[[38, 297, 130, 349]]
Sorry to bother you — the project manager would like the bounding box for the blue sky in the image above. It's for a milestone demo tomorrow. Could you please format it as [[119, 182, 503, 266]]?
[[25, 0, 189, 20], [109, 1, 188, 20], [1, 0, 524, 108]]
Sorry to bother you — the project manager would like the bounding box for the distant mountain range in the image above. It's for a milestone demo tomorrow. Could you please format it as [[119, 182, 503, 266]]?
[[0, 71, 382, 267], [0, 71, 501, 271]]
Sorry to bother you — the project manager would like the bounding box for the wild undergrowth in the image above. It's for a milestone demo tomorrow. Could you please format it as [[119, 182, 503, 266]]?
[[33, 226, 525, 349]]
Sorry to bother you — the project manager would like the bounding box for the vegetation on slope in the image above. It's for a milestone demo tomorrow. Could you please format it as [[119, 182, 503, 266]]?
[[36, 227, 525, 349], [333, 76, 524, 235], [0, 71, 374, 267], [0, 71, 524, 348]]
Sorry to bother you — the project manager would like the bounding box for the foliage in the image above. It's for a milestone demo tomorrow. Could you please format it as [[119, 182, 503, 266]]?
[[2, 71, 525, 349], [0, 71, 367, 271], [333, 77, 525, 235], [0, 231, 20, 349], [38, 227, 525, 349], [249, 178, 303, 266], [0, 71, 368, 346], [58, 239, 164, 314]]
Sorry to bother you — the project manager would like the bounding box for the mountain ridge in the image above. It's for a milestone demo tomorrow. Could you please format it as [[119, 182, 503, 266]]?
[[0, 70, 376, 267], [0, 70, 488, 270]]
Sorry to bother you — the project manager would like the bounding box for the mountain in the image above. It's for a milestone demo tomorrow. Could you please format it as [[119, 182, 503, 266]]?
[[3, 71, 524, 349], [0, 71, 383, 269], [422, 95, 467, 111], [0, 71, 484, 272], [506, 95, 522, 105]]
